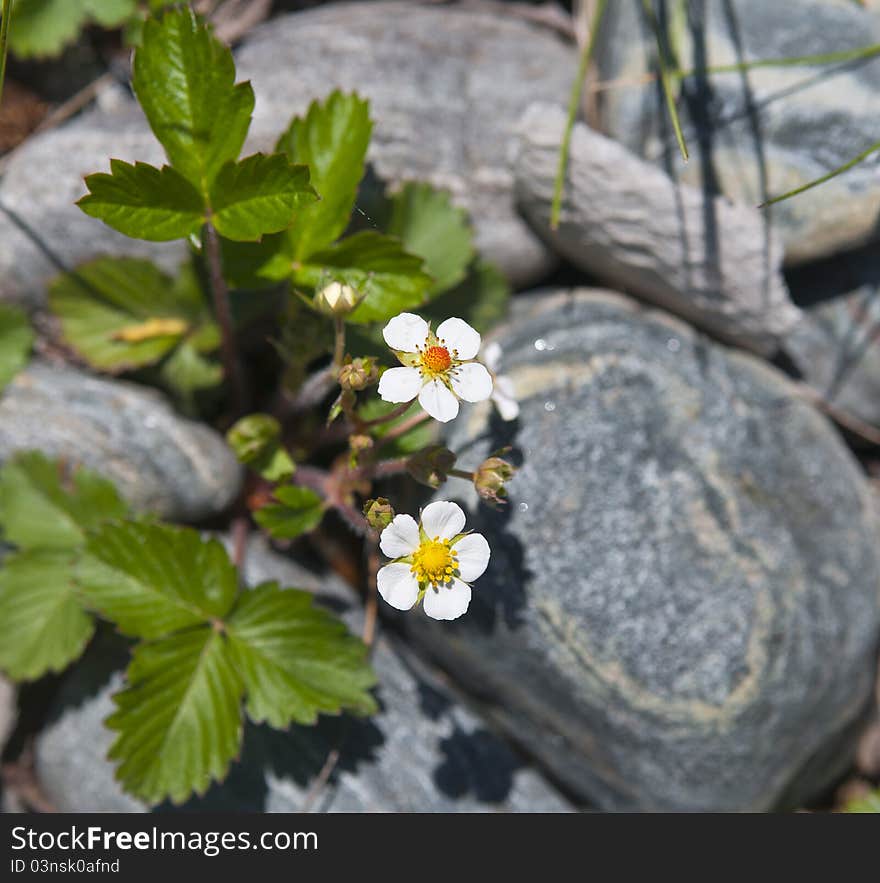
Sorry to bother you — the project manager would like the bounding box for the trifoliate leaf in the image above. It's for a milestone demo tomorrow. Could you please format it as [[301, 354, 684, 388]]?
[[76, 522, 238, 639], [77, 160, 206, 241], [226, 581, 377, 728], [0, 549, 95, 680], [292, 231, 432, 325], [254, 486, 324, 539], [9, 0, 136, 59], [387, 182, 474, 295], [0, 303, 33, 391], [0, 452, 128, 551], [48, 257, 217, 372], [107, 626, 244, 805], [209, 154, 317, 242], [132, 6, 254, 190], [423, 259, 510, 333], [276, 91, 372, 260]]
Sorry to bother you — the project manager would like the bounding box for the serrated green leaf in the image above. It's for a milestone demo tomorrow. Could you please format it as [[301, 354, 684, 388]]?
[[357, 400, 435, 456], [0, 303, 33, 391], [423, 259, 510, 333], [254, 486, 324, 539], [9, 0, 136, 59], [48, 257, 216, 372], [293, 231, 431, 325], [0, 452, 128, 551], [132, 6, 254, 190], [77, 522, 238, 639], [107, 627, 243, 805], [209, 154, 317, 242], [276, 91, 372, 260], [387, 182, 474, 295], [226, 581, 376, 727], [0, 549, 95, 680], [78, 160, 206, 241]]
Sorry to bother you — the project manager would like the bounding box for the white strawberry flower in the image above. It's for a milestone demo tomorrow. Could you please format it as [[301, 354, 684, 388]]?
[[377, 501, 490, 621], [378, 313, 493, 423], [483, 341, 519, 422]]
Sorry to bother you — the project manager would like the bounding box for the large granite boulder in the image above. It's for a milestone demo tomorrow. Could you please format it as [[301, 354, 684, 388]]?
[[514, 103, 800, 354], [0, 360, 241, 521], [405, 287, 880, 811], [0, 2, 575, 311], [34, 536, 571, 813], [595, 0, 880, 265]]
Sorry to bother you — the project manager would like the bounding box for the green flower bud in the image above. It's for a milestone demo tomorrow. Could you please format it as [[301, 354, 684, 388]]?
[[407, 445, 457, 489], [364, 497, 395, 531], [338, 357, 379, 392], [474, 456, 515, 506], [313, 281, 364, 317]]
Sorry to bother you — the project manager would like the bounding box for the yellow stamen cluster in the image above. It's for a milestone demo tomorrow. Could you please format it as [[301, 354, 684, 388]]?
[[420, 344, 453, 377], [411, 537, 458, 586]]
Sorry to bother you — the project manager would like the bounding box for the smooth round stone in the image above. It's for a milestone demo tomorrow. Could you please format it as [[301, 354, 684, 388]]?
[[406, 287, 880, 811]]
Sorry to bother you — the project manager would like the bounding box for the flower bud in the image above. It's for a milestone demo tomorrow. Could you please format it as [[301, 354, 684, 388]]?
[[338, 357, 379, 392], [407, 445, 457, 489], [474, 456, 515, 506], [364, 497, 395, 531], [313, 281, 364, 317], [348, 433, 374, 468]]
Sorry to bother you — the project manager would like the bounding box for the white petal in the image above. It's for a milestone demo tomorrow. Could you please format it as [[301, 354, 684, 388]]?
[[452, 533, 490, 582], [383, 312, 430, 352], [437, 317, 481, 360], [423, 578, 471, 621], [377, 563, 420, 611], [421, 500, 466, 540], [492, 376, 519, 421], [378, 366, 422, 403], [482, 341, 502, 372], [379, 514, 420, 558], [418, 379, 459, 422], [450, 362, 493, 403]]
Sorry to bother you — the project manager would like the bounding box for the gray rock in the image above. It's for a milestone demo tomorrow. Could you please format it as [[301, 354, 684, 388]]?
[[35, 535, 572, 813], [0, 360, 241, 521], [236, 1, 575, 287], [783, 247, 880, 428], [405, 288, 880, 811], [0, 85, 185, 312], [595, 0, 880, 265], [514, 103, 800, 354]]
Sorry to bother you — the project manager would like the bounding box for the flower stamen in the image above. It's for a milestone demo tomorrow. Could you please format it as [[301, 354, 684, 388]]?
[[410, 537, 458, 586], [420, 344, 453, 376]]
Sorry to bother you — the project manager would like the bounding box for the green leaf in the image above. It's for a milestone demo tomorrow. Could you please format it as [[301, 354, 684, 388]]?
[[48, 257, 216, 372], [209, 154, 317, 242], [227, 414, 295, 482], [107, 626, 243, 805], [77, 160, 206, 241], [226, 581, 376, 727], [844, 789, 880, 813], [9, 0, 136, 59], [276, 91, 372, 259], [0, 303, 33, 391], [386, 182, 474, 295], [76, 522, 238, 639], [0, 549, 94, 680], [132, 6, 254, 190], [0, 451, 128, 551], [254, 486, 324, 540], [153, 339, 222, 409], [423, 260, 510, 333], [357, 400, 435, 456], [293, 231, 432, 324]]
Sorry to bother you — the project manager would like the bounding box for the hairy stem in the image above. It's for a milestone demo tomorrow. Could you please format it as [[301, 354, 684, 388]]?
[[332, 316, 346, 368], [448, 468, 475, 481], [204, 223, 246, 416], [359, 400, 413, 430], [375, 409, 431, 449]]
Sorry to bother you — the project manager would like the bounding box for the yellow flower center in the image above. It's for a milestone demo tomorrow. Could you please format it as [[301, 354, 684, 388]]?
[[411, 537, 458, 586], [421, 345, 452, 376]]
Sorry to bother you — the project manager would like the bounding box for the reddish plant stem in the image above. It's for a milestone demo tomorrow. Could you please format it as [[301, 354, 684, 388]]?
[[358, 400, 412, 430], [204, 222, 246, 416], [374, 410, 431, 449]]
